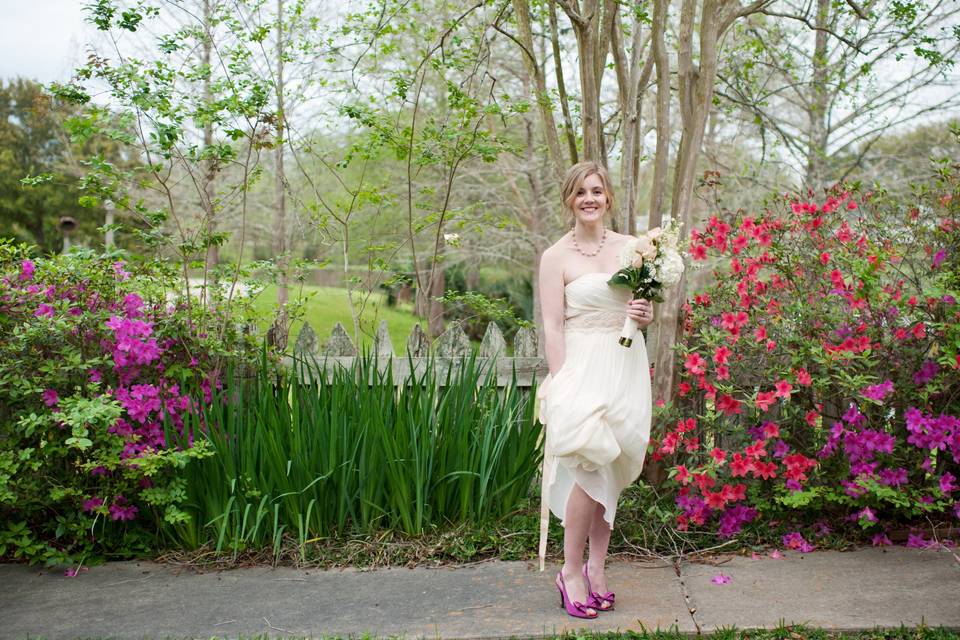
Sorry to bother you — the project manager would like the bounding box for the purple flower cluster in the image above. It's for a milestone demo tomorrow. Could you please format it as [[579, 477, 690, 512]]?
[[904, 408, 959, 458], [782, 531, 815, 552], [108, 495, 138, 521], [106, 315, 161, 368], [5, 254, 216, 529], [913, 360, 939, 386], [676, 491, 710, 526], [861, 379, 894, 401], [717, 504, 757, 538]]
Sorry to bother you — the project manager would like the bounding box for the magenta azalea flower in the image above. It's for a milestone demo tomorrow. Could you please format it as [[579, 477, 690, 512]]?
[[109, 496, 138, 521], [940, 473, 957, 494], [123, 293, 144, 318], [782, 532, 815, 552], [858, 507, 878, 523], [906, 533, 931, 549], [861, 380, 894, 401], [112, 261, 131, 280], [871, 533, 892, 546], [913, 360, 939, 386], [878, 467, 908, 486], [41, 389, 59, 407], [34, 303, 55, 318], [82, 497, 104, 512], [20, 259, 35, 281]]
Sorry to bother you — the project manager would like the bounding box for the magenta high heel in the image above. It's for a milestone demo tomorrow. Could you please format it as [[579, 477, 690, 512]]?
[[556, 571, 598, 619], [583, 565, 615, 611]]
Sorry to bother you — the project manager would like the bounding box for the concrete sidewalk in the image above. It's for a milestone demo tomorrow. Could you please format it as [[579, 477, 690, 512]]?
[[1, 547, 958, 639]]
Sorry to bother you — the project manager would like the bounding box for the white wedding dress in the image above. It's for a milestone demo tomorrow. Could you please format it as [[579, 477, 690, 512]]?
[[537, 271, 652, 569]]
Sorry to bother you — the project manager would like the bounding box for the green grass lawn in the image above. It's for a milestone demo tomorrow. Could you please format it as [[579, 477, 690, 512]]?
[[247, 283, 422, 352]]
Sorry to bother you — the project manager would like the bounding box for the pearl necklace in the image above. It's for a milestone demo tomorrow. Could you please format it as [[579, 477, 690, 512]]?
[[571, 227, 606, 257]]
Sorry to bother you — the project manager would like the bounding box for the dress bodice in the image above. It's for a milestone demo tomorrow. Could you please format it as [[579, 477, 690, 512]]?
[[564, 272, 630, 332]]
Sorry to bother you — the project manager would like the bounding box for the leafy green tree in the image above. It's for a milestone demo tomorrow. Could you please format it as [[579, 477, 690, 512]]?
[[0, 79, 99, 252]]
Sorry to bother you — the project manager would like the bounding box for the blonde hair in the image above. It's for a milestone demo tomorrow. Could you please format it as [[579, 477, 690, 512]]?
[[561, 161, 615, 218]]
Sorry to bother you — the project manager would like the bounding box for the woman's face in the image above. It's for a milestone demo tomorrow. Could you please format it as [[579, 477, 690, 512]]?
[[572, 173, 608, 224]]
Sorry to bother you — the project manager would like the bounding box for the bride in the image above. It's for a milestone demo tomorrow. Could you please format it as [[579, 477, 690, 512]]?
[[537, 161, 654, 619]]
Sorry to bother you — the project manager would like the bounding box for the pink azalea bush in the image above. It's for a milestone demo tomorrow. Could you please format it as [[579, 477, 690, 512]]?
[[0, 242, 249, 565], [654, 172, 959, 544]]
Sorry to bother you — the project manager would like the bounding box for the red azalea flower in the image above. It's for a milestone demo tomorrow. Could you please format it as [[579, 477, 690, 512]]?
[[795, 368, 812, 386], [705, 491, 727, 509], [710, 447, 727, 465], [745, 441, 767, 458], [685, 353, 707, 376], [713, 345, 731, 365], [755, 391, 777, 411], [677, 418, 697, 433], [752, 461, 778, 480], [774, 379, 793, 399], [694, 473, 716, 492], [717, 394, 742, 416], [730, 453, 753, 477], [762, 421, 780, 439]]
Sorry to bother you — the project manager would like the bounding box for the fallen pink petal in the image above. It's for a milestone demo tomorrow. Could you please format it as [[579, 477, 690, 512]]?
[[711, 574, 732, 584]]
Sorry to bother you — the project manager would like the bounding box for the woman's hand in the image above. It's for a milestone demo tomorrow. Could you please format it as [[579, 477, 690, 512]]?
[[627, 298, 654, 328]]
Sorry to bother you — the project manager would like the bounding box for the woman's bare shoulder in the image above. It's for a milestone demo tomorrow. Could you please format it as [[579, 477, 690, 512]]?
[[607, 229, 636, 243], [542, 235, 571, 261]]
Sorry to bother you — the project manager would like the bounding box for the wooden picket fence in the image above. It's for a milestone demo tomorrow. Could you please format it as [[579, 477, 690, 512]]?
[[289, 320, 548, 387]]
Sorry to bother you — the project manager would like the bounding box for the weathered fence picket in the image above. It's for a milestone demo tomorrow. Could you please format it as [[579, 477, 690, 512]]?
[[290, 320, 547, 387]]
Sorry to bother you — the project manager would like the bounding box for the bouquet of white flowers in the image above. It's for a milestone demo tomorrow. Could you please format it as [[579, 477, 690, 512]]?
[[608, 220, 686, 347]]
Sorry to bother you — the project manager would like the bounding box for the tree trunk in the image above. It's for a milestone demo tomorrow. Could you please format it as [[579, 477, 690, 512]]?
[[806, 0, 830, 191], [275, 0, 289, 306], [549, 1, 578, 165], [512, 0, 565, 182], [428, 255, 446, 338], [651, 0, 752, 409], [562, 0, 604, 162], [612, 4, 653, 235], [202, 0, 218, 273], [648, 0, 671, 230]]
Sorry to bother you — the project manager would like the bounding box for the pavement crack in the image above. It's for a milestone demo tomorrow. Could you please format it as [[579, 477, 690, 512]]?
[[675, 556, 702, 634]]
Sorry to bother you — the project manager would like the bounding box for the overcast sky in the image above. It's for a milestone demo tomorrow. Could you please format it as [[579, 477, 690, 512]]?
[[0, 0, 95, 84]]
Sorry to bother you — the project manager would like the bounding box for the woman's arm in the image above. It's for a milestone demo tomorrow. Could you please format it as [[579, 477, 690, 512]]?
[[538, 248, 566, 376]]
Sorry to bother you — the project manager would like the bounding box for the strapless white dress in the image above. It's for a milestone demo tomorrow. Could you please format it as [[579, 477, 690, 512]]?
[[537, 271, 652, 569]]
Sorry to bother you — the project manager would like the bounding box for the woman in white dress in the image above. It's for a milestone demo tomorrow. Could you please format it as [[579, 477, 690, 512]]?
[[537, 161, 654, 619]]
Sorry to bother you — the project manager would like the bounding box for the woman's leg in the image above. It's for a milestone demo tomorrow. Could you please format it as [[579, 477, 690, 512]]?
[[586, 502, 613, 607], [559, 483, 598, 614]]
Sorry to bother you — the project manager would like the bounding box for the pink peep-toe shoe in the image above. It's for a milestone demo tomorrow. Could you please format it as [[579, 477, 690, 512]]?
[[556, 571, 598, 619], [583, 565, 615, 611]]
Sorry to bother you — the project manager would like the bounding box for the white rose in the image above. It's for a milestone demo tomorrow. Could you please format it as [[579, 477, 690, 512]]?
[[636, 235, 657, 261]]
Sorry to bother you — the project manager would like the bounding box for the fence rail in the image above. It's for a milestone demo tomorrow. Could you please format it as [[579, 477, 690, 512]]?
[[290, 320, 547, 387]]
